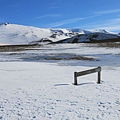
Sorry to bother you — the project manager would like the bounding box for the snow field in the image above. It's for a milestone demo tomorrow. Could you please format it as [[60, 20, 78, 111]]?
[[0, 62, 120, 120], [0, 44, 120, 120]]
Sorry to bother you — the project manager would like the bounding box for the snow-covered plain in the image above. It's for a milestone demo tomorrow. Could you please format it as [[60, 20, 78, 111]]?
[[0, 44, 120, 120]]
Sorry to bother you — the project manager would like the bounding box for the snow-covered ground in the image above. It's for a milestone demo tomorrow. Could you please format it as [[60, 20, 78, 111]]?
[[0, 44, 120, 120]]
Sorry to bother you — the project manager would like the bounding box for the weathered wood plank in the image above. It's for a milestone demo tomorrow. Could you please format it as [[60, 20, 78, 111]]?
[[74, 72, 77, 85], [98, 71, 101, 84], [74, 67, 101, 85], [76, 67, 101, 77]]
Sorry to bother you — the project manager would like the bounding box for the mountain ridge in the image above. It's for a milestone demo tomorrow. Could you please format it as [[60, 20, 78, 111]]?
[[0, 23, 119, 45]]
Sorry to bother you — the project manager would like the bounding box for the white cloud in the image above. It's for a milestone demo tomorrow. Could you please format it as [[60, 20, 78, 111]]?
[[95, 9, 120, 15], [50, 0, 65, 9], [47, 15, 98, 27], [97, 19, 120, 32], [35, 14, 62, 20], [48, 18, 85, 27], [38, 8, 120, 32], [80, 18, 120, 32]]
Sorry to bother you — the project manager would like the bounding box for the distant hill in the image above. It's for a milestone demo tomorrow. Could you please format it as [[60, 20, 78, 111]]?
[[0, 23, 119, 45]]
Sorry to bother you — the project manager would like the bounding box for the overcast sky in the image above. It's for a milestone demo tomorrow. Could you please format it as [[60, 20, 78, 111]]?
[[0, 0, 120, 32]]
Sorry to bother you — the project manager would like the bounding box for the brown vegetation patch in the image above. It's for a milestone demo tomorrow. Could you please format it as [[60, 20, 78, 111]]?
[[42, 54, 94, 61], [86, 42, 120, 48], [21, 53, 95, 61], [0, 44, 41, 52]]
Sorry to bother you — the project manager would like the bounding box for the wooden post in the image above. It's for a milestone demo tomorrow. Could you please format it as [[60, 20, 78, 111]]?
[[98, 71, 101, 84], [74, 72, 77, 85], [73, 67, 101, 85]]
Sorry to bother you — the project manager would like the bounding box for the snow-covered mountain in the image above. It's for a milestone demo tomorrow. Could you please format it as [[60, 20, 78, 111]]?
[[0, 23, 119, 45]]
